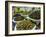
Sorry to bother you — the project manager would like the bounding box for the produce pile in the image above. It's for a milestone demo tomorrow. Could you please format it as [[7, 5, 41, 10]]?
[[13, 7, 32, 16], [16, 20, 35, 30], [29, 10, 40, 20], [14, 14, 24, 21]]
